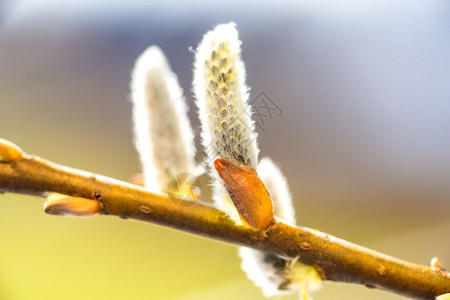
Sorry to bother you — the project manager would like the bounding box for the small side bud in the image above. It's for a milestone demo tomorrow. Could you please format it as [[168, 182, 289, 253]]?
[[214, 158, 273, 230], [44, 193, 101, 217], [194, 23, 259, 225], [431, 257, 443, 270], [0, 138, 24, 162]]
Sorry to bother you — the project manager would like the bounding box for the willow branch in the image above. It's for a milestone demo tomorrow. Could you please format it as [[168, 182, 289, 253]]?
[[0, 150, 449, 299]]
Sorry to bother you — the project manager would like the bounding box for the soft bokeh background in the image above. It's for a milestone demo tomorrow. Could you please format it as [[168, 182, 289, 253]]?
[[1, 0, 449, 299]]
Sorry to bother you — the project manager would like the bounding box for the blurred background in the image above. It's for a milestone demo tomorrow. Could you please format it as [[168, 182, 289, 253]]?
[[1, 0, 449, 299]]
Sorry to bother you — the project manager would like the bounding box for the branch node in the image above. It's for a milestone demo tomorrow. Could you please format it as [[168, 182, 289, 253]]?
[[93, 191, 109, 214]]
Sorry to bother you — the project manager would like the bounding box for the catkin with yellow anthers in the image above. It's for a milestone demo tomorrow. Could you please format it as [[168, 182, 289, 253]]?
[[131, 46, 196, 193], [194, 23, 261, 225], [239, 158, 322, 299]]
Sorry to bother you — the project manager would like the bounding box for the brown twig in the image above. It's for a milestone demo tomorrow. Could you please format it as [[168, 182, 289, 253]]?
[[0, 150, 449, 299]]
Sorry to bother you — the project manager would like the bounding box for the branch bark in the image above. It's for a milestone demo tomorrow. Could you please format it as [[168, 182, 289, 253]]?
[[0, 151, 449, 299]]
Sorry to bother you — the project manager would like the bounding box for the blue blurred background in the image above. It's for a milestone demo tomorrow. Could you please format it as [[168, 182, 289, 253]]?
[[1, 0, 449, 299]]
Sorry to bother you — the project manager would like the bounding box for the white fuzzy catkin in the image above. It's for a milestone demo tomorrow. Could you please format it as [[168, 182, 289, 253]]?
[[193, 23, 259, 223], [239, 158, 322, 299], [194, 23, 321, 298], [131, 46, 196, 193]]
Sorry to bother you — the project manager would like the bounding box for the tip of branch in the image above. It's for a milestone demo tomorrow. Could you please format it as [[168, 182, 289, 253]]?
[[44, 193, 101, 217], [0, 138, 24, 162]]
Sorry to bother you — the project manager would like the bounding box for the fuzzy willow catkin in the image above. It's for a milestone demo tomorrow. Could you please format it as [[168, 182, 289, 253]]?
[[193, 23, 261, 224], [193, 23, 317, 298], [131, 46, 196, 193]]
